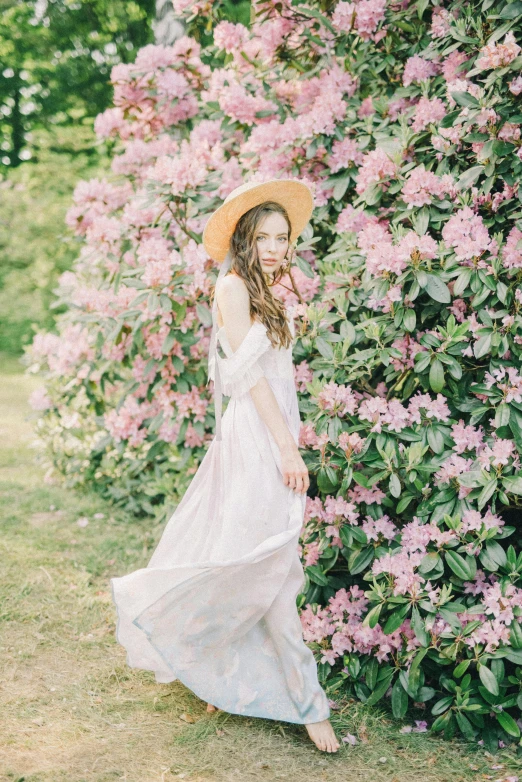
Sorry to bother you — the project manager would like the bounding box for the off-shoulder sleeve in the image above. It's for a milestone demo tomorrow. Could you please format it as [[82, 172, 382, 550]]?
[[209, 320, 271, 398]]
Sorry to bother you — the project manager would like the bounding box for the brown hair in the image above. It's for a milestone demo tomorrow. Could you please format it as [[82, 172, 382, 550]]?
[[225, 201, 293, 349]]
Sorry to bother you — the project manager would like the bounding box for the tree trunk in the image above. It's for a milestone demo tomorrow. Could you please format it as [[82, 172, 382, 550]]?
[[154, 0, 184, 45], [10, 76, 24, 168]]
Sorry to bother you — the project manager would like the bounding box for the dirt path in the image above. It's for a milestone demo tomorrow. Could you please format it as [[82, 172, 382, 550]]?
[[0, 356, 519, 782]]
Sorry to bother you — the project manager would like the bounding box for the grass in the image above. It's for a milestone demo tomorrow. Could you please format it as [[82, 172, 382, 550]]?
[[1, 356, 521, 782]]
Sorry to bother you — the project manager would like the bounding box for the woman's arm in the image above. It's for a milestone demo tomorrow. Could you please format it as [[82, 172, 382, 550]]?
[[216, 276, 309, 496]]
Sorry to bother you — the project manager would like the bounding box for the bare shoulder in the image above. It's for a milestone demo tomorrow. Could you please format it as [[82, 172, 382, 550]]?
[[216, 274, 250, 310]]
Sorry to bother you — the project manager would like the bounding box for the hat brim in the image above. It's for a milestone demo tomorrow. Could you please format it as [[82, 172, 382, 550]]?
[[202, 179, 314, 263]]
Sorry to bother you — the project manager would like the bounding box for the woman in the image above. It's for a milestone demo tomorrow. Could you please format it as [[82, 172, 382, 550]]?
[[110, 179, 340, 754]]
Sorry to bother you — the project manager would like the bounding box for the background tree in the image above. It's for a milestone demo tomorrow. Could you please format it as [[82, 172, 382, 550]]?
[[0, 0, 155, 168]]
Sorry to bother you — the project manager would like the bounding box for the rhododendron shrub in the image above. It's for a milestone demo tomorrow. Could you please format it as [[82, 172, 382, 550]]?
[[27, 0, 522, 746]]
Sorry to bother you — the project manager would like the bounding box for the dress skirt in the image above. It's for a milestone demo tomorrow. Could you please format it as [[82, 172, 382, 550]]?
[[110, 372, 331, 725]]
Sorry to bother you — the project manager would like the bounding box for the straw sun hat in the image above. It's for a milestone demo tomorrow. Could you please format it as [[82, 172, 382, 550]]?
[[202, 178, 314, 263]]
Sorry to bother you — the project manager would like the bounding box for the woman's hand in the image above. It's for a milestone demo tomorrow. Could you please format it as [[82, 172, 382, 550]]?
[[281, 444, 309, 495]]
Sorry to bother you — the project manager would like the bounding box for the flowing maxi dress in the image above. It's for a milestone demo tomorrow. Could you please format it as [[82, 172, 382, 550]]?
[[110, 263, 331, 725]]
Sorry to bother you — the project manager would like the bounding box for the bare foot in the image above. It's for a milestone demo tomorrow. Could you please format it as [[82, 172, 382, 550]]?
[[305, 719, 340, 753], [206, 702, 218, 713]]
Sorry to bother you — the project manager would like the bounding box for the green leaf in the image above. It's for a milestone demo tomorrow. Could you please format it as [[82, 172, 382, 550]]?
[[349, 546, 374, 575], [453, 659, 471, 678], [445, 551, 472, 581], [403, 309, 416, 332], [456, 712, 476, 741], [474, 333, 492, 359], [503, 474, 522, 496], [365, 668, 395, 706], [195, 303, 212, 326], [485, 541, 507, 569], [333, 174, 351, 202], [431, 695, 454, 716], [316, 337, 334, 360], [499, 1, 522, 18], [453, 268, 472, 296], [296, 254, 315, 279], [425, 274, 451, 303], [306, 564, 329, 586], [383, 604, 410, 635], [411, 605, 430, 646], [477, 479, 498, 510], [450, 91, 480, 108], [293, 4, 336, 31], [389, 473, 401, 498], [363, 603, 383, 628], [429, 359, 445, 393], [496, 711, 521, 738], [495, 404, 511, 428], [391, 678, 408, 719], [478, 664, 499, 696], [456, 165, 484, 190]]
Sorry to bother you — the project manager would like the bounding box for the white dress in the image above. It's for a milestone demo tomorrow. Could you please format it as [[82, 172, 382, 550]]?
[[110, 301, 331, 725]]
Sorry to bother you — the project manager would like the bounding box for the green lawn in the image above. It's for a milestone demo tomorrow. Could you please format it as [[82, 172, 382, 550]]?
[[0, 357, 520, 782]]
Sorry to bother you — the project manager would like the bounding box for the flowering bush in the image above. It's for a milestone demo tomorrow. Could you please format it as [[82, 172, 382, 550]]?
[[27, 0, 522, 747]]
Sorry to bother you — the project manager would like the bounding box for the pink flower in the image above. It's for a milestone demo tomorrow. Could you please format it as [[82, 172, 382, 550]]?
[[355, 148, 398, 194], [476, 31, 521, 70], [411, 97, 446, 133], [442, 207, 495, 261], [213, 21, 249, 53], [430, 7, 453, 38], [317, 381, 358, 417], [510, 76, 522, 95], [336, 205, 379, 234], [402, 165, 454, 206], [338, 431, 366, 455], [503, 227, 522, 270], [451, 421, 484, 453], [332, 0, 386, 41], [362, 514, 398, 542], [403, 55, 439, 87], [329, 137, 364, 173], [441, 50, 469, 83], [358, 96, 375, 118], [294, 360, 314, 393]]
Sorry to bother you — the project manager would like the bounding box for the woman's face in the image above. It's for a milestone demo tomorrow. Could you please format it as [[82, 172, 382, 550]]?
[[254, 211, 290, 276]]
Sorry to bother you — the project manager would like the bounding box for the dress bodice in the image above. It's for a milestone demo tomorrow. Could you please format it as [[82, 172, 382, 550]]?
[[216, 308, 295, 383]]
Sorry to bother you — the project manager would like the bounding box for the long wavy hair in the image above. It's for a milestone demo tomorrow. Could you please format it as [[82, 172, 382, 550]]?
[[220, 201, 294, 349]]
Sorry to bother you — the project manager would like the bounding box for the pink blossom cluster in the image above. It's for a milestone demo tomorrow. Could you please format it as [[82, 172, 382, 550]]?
[[510, 76, 522, 95], [430, 7, 455, 38], [355, 148, 398, 194], [401, 165, 454, 206], [294, 360, 314, 392], [451, 420, 485, 453], [213, 21, 249, 53], [318, 381, 358, 416], [476, 32, 521, 70], [403, 55, 440, 86], [442, 207, 497, 260], [485, 365, 522, 404], [502, 226, 522, 270], [338, 431, 366, 455], [441, 50, 468, 83], [300, 586, 417, 664], [329, 137, 364, 172], [331, 0, 387, 42], [411, 97, 446, 132]]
